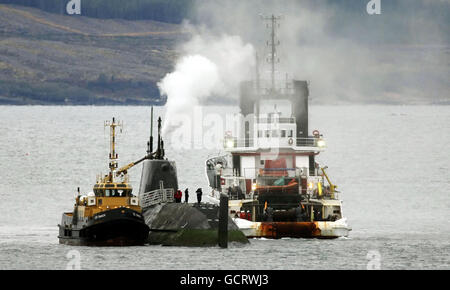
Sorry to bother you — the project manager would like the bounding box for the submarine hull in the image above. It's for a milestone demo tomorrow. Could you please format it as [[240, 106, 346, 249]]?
[[58, 208, 149, 246], [142, 203, 248, 247]]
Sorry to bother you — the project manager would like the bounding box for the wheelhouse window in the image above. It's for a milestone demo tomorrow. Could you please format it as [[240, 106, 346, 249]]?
[[118, 189, 128, 197]]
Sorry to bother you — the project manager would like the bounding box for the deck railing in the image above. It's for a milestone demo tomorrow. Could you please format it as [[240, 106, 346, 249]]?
[[256, 117, 296, 124], [140, 188, 174, 209], [223, 137, 322, 149]]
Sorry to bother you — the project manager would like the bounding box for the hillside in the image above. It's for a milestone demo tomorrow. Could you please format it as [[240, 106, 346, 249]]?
[[0, 0, 193, 23], [0, 4, 189, 105]]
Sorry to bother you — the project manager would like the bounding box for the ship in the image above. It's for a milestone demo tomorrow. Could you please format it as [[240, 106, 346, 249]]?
[[136, 110, 248, 247], [205, 15, 351, 239], [58, 118, 149, 246]]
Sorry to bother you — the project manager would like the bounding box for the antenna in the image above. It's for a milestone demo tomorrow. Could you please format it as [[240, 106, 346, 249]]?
[[147, 106, 154, 156], [261, 14, 283, 91], [155, 116, 165, 160]]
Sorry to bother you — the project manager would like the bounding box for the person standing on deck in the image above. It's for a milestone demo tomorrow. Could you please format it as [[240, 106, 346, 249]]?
[[184, 188, 189, 203], [174, 190, 182, 203], [196, 188, 203, 204]]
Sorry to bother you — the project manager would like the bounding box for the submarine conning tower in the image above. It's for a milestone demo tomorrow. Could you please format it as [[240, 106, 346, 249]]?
[[138, 114, 179, 211], [138, 160, 178, 204]]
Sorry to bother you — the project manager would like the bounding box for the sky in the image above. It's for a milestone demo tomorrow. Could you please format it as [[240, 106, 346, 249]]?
[[182, 0, 449, 104]]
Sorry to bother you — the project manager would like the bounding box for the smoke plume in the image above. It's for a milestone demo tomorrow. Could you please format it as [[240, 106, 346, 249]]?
[[158, 30, 255, 135]]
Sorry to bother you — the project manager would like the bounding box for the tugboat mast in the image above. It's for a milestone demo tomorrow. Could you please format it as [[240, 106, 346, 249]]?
[[105, 117, 122, 182]]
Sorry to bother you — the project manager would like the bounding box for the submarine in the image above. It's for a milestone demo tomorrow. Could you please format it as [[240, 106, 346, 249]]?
[[121, 108, 248, 247], [58, 118, 149, 246]]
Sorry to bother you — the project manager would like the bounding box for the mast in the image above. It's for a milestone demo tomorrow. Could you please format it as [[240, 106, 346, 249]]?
[[155, 116, 165, 160], [147, 106, 154, 156], [261, 14, 282, 91], [105, 117, 122, 182]]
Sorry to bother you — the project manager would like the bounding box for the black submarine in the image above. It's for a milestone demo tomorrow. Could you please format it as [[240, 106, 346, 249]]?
[[118, 108, 248, 247]]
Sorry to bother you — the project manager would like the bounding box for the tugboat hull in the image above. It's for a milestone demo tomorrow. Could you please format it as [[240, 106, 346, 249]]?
[[58, 208, 149, 246]]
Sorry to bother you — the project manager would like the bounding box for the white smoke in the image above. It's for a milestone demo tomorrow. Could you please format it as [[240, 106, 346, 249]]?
[[158, 32, 255, 135]]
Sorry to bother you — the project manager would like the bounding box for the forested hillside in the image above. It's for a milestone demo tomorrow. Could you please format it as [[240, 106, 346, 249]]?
[[0, 4, 189, 105], [0, 0, 193, 23]]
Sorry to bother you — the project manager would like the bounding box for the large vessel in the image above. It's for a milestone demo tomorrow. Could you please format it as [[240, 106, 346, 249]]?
[[58, 118, 149, 246], [205, 15, 351, 239], [137, 113, 248, 247]]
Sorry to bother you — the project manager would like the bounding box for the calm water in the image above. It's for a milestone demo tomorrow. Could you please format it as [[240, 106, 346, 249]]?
[[0, 105, 449, 270]]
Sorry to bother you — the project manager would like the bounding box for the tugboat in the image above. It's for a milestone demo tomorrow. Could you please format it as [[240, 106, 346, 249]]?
[[205, 15, 351, 239], [58, 118, 149, 246]]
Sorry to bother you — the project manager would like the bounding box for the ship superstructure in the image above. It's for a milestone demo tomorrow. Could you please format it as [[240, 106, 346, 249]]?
[[205, 15, 351, 238]]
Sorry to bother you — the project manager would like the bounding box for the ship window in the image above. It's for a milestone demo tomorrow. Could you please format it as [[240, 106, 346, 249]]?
[[288, 130, 293, 137], [118, 189, 126, 197], [265, 130, 270, 137], [281, 130, 286, 137], [257, 130, 262, 137], [98, 199, 102, 205], [105, 189, 111, 197]]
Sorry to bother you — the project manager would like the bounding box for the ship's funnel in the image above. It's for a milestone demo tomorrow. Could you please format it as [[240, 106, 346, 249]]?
[[238, 79, 309, 139], [239, 81, 258, 117], [293, 80, 309, 138]]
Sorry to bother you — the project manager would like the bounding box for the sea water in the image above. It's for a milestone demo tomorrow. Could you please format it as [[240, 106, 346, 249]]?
[[0, 105, 448, 269]]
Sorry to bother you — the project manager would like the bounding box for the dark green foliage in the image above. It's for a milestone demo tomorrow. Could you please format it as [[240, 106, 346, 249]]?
[[0, 80, 95, 104], [0, 80, 165, 105], [0, 0, 194, 23], [0, 1, 188, 105]]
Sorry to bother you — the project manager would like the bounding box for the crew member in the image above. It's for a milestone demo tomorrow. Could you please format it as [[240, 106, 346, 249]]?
[[174, 190, 182, 203], [196, 188, 203, 204], [184, 188, 189, 203]]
